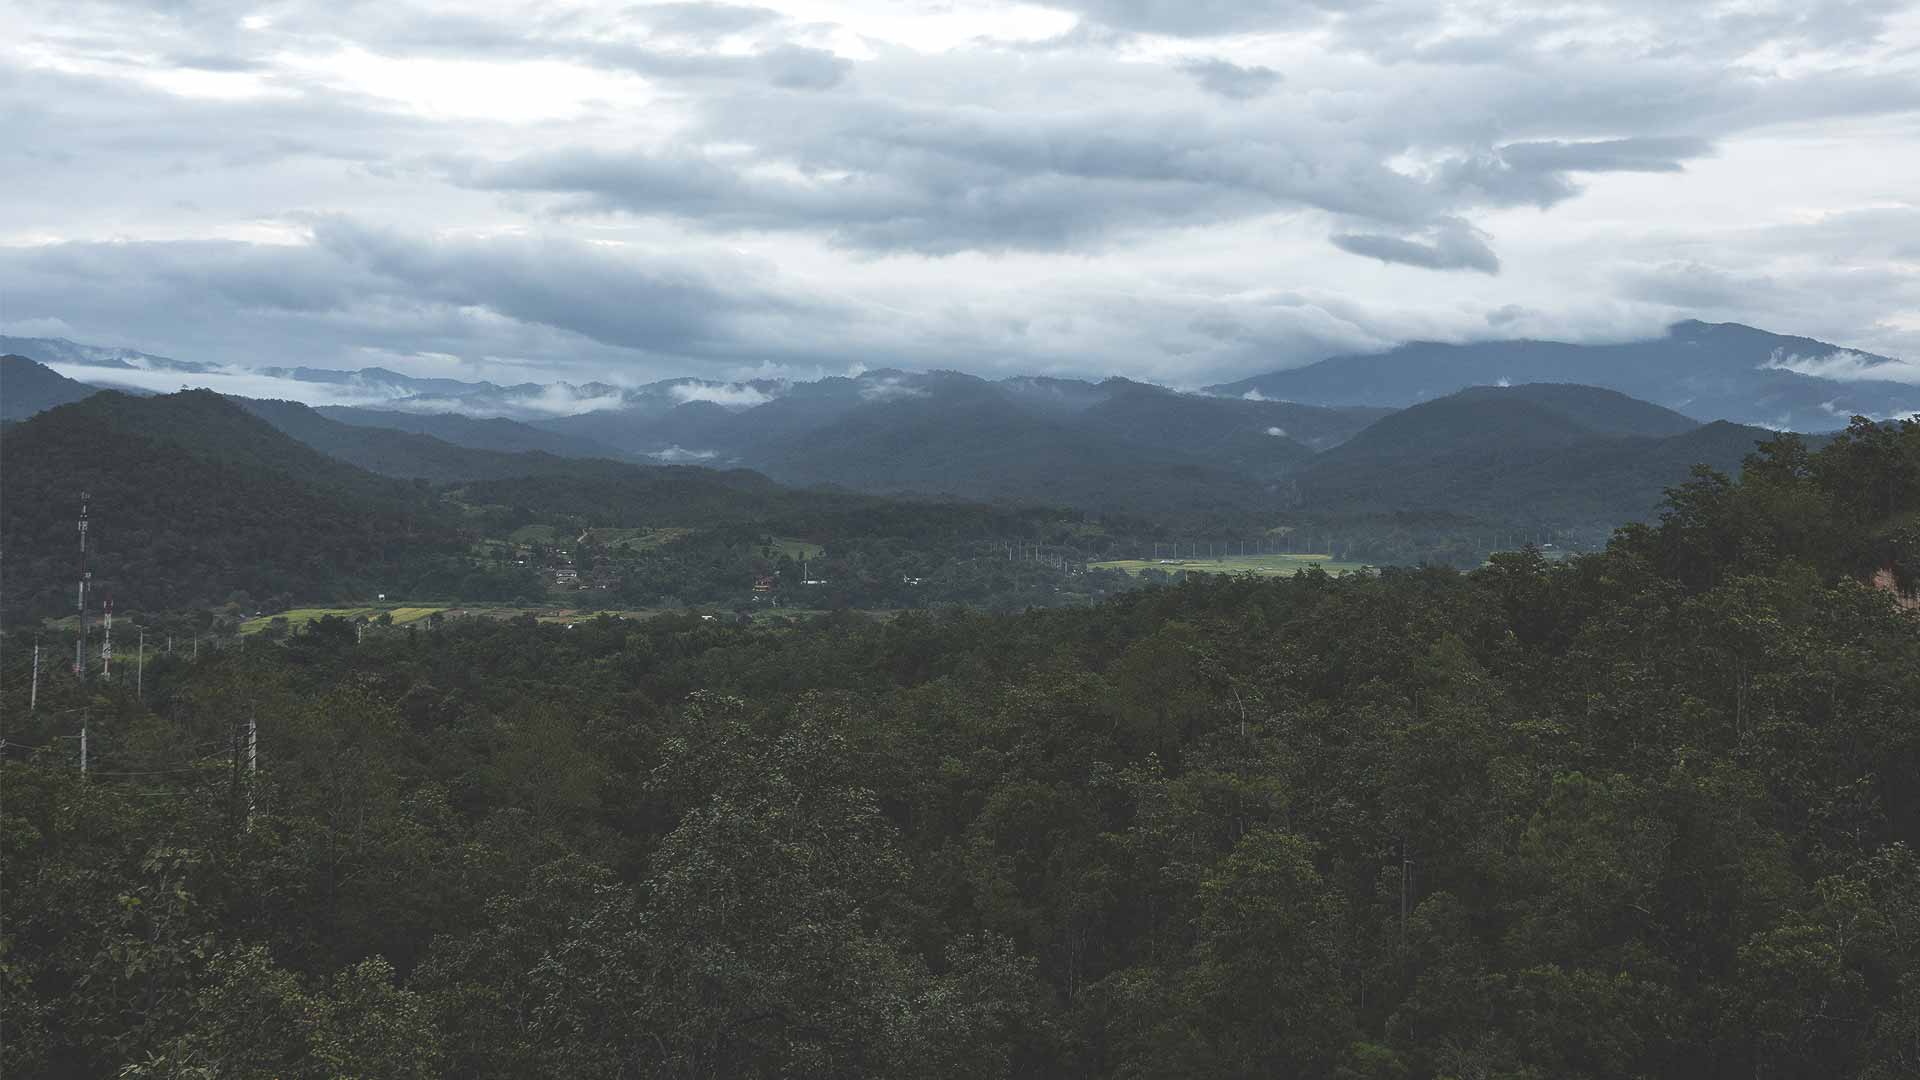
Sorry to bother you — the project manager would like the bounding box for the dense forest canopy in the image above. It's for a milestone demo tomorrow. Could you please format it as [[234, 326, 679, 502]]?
[[3, 418, 1916, 1078]]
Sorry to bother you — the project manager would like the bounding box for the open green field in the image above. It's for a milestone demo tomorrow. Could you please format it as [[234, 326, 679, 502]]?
[[507, 524, 559, 545], [240, 605, 445, 635], [582, 527, 692, 552], [1091, 553, 1371, 578], [223, 601, 898, 638], [768, 537, 826, 560]]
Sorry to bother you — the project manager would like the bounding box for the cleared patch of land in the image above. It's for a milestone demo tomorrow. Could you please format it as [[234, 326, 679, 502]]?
[[237, 602, 859, 635], [240, 605, 445, 635], [582, 527, 692, 552], [1091, 553, 1371, 577], [767, 537, 826, 560]]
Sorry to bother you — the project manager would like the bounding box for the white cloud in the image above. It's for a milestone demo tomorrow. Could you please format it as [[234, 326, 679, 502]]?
[[1762, 347, 1920, 385], [669, 382, 775, 406], [42, 361, 401, 406], [858, 376, 925, 401], [647, 445, 721, 462], [0, 0, 1914, 387]]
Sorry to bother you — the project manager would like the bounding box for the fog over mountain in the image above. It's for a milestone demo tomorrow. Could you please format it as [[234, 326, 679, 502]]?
[[8, 320, 1910, 441], [4, 324, 1875, 523]]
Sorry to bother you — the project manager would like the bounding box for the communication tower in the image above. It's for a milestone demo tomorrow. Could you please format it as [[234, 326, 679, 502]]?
[[75, 493, 91, 678]]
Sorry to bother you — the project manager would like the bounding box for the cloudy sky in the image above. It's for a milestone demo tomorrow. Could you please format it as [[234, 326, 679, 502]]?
[[3, 0, 1917, 389]]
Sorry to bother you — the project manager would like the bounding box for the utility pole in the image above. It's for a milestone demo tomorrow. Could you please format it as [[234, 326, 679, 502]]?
[[1399, 842, 1413, 948], [247, 705, 259, 826], [101, 597, 112, 682], [79, 719, 87, 779], [137, 628, 145, 700], [30, 641, 39, 712]]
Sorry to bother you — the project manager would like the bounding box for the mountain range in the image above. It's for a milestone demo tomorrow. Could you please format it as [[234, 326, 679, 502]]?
[[6, 320, 1911, 527], [13, 321, 1912, 438], [1208, 320, 1915, 431]]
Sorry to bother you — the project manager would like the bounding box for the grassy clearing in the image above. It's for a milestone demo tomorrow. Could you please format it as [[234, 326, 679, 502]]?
[[1090, 553, 1371, 578], [768, 537, 826, 560], [584, 527, 691, 552], [508, 524, 558, 545], [240, 605, 444, 635], [236, 602, 889, 635]]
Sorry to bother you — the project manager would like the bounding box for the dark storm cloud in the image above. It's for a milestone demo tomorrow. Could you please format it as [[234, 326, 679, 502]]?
[[1420, 138, 1716, 211], [1331, 218, 1501, 274], [0, 222, 847, 374], [465, 140, 1291, 254], [6, 0, 1918, 382], [472, 148, 1276, 253], [461, 92, 1449, 254], [1178, 58, 1282, 100], [306, 218, 812, 353], [0, 223, 1506, 385], [439, 24, 1918, 266]]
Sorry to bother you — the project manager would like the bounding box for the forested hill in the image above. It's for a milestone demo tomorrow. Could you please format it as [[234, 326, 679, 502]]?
[[0, 390, 459, 619], [746, 380, 1301, 514], [313, 404, 622, 458], [1, 353, 98, 420], [1292, 384, 1778, 524], [0, 387, 1121, 621], [234, 397, 635, 484], [1209, 320, 1919, 431], [4, 419, 1916, 1079]]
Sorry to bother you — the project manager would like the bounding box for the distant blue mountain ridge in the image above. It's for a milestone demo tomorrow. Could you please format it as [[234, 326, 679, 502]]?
[[1206, 320, 1915, 432], [7, 320, 1915, 437]]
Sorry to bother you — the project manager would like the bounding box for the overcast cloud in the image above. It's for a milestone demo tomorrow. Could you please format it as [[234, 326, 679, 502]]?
[[1, 0, 1915, 391]]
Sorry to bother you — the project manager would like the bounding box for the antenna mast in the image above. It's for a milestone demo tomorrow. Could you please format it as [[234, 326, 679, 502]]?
[[101, 596, 113, 682], [75, 493, 91, 678]]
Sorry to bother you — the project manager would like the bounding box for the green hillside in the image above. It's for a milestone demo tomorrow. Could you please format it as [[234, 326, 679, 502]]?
[[0, 390, 460, 619], [1294, 386, 1777, 524], [1, 354, 100, 421]]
